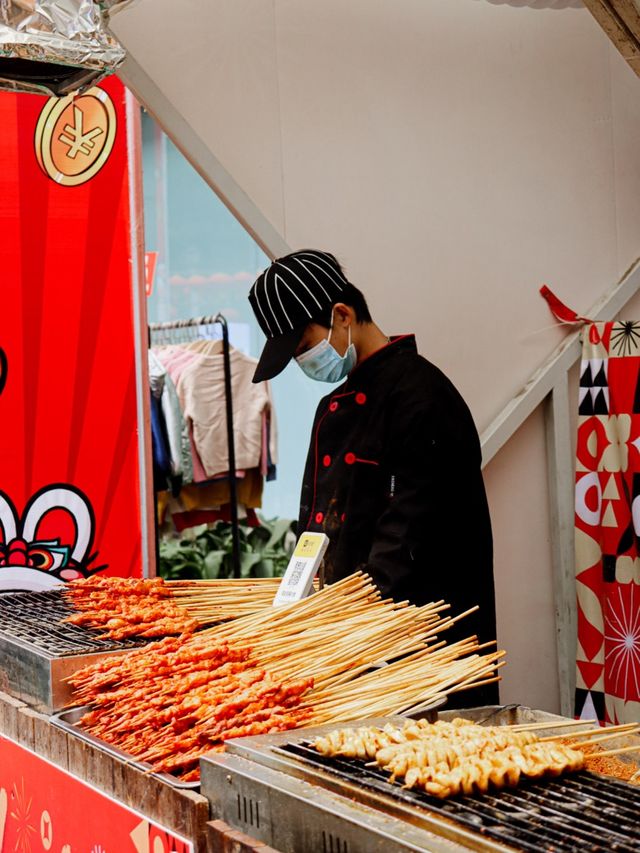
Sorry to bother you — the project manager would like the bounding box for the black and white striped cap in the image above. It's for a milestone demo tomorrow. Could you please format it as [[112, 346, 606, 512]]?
[[249, 249, 348, 382]]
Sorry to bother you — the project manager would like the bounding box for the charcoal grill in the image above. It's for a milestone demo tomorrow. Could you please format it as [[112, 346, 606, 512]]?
[[0, 588, 144, 712], [200, 708, 640, 853]]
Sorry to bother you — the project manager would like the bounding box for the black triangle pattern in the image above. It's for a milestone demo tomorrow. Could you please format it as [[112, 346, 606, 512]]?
[[592, 389, 609, 415], [580, 359, 609, 414], [592, 363, 607, 387], [579, 392, 594, 417], [580, 363, 593, 388]]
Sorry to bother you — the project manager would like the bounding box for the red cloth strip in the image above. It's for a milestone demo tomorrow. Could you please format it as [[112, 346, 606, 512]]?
[[540, 285, 590, 325]]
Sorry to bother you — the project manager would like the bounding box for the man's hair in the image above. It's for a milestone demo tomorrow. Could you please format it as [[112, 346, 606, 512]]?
[[307, 253, 372, 328]]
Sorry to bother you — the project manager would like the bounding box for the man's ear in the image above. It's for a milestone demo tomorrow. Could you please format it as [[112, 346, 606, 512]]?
[[333, 303, 355, 327]]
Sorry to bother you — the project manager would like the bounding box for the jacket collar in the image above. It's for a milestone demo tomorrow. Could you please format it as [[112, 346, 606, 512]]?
[[341, 334, 417, 390]]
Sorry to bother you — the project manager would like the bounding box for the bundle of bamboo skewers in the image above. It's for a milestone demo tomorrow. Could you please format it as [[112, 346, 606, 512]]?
[[204, 572, 504, 722], [169, 577, 285, 621], [66, 572, 504, 782]]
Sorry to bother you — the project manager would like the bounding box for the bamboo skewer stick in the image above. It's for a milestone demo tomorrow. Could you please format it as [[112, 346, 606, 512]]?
[[301, 646, 489, 701], [589, 745, 640, 758], [448, 674, 503, 694], [510, 719, 597, 732], [304, 651, 505, 718], [446, 665, 506, 694], [541, 722, 640, 743], [570, 727, 640, 749]]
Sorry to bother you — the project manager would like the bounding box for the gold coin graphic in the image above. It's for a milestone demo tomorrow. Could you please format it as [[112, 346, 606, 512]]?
[[40, 809, 53, 850], [35, 87, 117, 186]]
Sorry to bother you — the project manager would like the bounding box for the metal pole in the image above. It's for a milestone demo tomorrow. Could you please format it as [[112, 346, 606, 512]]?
[[215, 314, 241, 578]]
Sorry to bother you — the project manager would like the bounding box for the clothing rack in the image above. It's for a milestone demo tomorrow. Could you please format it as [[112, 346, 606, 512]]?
[[148, 313, 241, 578]]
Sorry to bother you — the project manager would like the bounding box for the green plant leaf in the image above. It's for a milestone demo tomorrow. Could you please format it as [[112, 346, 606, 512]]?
[[158, 517, 295, 581], [254, 558, 275, 578], [264, 517, 295, 550], [239, 551, 265, 578], [247, 528, 270, 555], [203, 550, 227, 579]]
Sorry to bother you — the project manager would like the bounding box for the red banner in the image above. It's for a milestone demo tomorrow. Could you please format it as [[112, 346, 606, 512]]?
[[0, 77, 151, 592], [0, 737, 192, 852]]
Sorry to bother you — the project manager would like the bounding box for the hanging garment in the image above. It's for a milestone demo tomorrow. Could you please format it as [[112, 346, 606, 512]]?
[[575, 320, 640, 724], [150, 393, 172, 490], [156, 344, 201, 381], [154, 343, 229, 483], [157, 468, 264, 525], [151, 337, 277, 537], [171, 506, 260, 532], [173, 347, 278, 477], [148, 350, 193, 484]]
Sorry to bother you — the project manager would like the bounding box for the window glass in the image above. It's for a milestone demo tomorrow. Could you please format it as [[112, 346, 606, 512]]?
[[141, 112, 330, 521]]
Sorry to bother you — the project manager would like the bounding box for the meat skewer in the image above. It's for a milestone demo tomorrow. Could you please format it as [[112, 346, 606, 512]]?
[[65, 574, 504, 783], [62, 575, 285, 638]]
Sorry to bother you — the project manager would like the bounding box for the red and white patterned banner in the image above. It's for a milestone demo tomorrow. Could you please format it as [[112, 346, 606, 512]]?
[[576, 320, 640, 724]]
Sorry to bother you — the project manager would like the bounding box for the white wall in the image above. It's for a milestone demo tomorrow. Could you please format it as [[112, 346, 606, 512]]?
[[111, 0, 640, 713]]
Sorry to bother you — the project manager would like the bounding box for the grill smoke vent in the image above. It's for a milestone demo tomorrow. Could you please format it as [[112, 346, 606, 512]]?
[[0, 1, 127, 96]]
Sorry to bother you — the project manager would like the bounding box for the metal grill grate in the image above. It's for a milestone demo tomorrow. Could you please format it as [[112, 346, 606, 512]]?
[[280, 742, 640, 853], [0, 588, 143, 656]]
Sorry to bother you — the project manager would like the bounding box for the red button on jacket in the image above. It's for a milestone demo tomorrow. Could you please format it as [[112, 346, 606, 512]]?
[[315, 511, 324, 524], [355, 392, 367, 405], [323, 455, 331, 467], [345, 452, 356, 465], [329, 401, 339, 412]]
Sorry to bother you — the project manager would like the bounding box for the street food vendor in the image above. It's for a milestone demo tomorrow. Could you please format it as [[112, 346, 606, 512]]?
[[249, 250, 497, 700]]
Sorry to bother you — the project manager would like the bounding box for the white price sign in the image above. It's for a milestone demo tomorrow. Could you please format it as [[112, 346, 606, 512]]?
[[273, 532, 329, 606]]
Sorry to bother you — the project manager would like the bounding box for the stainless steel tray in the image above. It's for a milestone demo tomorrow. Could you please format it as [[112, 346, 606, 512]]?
[[202, 714, 510, 853], [217, 704, 640, 798], [202, 705, 640, 853], [51, 705, 200, 790]]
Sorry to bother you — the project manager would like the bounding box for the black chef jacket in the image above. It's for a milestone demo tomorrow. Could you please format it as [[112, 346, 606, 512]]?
[[299, 336, 497, 698]]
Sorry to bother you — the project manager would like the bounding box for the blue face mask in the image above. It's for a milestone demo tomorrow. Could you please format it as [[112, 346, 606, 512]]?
[[295, 317, 357, 383]]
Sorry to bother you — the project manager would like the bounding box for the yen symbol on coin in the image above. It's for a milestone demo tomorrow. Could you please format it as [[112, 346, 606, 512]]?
[[34, 87, 117, 187]]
